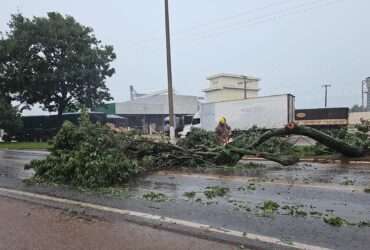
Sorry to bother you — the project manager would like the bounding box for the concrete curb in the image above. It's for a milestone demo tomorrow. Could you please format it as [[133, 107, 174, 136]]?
[[0, 187, 331, 250]]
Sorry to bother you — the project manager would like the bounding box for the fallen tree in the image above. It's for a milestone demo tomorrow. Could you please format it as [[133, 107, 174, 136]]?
[[250, 123, 368, 158], [27, 112, 370, 188]]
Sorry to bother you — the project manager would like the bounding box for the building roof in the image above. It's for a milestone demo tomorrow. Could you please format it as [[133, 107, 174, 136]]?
[[115, 94, 200, 115], [207, 73, 260, 81]]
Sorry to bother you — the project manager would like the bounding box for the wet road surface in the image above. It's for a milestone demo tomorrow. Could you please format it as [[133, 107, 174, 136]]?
[[0, 195, 237, 250], [1, 150, 370, 249]]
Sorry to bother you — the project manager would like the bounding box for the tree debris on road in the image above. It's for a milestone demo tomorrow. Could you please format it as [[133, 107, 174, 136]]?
[[27, 111, 370, 189]]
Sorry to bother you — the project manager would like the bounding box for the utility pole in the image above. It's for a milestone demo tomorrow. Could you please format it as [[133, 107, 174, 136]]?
[[164, 0, 175, 143], [243, 75, 247, 99], [322, 84, 331, 108], [362, 80, 366, 109], [363, 77, 370, 110]]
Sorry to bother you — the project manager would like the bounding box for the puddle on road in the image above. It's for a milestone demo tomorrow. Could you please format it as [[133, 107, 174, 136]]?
[[127, 161, 370, 225], [0, 151, 41, 179], [151, 161, 370, 187]]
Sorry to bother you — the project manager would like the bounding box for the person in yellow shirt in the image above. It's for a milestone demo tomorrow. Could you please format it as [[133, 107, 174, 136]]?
[[215, 117, 231, 145]]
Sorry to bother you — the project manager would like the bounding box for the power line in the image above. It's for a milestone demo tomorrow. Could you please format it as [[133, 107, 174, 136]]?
[[124, 0, 303, 48], [171, 0, 303, 37], [128, 0, 343, 52], [173, 0, 343, 46], [124, 0, 344, 64]]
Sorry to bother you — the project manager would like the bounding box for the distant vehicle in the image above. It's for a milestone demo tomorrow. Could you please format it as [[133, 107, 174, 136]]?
[[179, 112, 201, 138], [164, 115, 193, 137], [180, 94, 295, 137], [295, 107, 349, 129]]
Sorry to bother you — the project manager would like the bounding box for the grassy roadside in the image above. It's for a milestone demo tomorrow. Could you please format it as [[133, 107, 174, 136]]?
[[0, 142, 51, 150]]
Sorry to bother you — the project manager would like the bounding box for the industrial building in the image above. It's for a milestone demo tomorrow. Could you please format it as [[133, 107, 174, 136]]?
[[203, 73, 260, 102], [114, 92, 199, 132], [94, 86, 200, 133]]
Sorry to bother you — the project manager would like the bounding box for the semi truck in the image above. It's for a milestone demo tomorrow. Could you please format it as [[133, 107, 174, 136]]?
[[180, 94, 295, 136]]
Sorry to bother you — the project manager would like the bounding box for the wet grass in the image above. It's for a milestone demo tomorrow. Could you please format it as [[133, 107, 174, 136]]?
[[203, 186, 230, 199], [142, 192, 167, 202], [0, 142, 52, 150]]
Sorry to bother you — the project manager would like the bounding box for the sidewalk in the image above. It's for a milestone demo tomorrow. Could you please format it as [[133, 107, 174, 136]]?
[[0, 196, 238, 250]]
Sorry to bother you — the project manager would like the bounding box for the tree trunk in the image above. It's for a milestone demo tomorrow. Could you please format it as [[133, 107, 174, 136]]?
[[250, 124, 366, 158], [57, 103, 65, 117]]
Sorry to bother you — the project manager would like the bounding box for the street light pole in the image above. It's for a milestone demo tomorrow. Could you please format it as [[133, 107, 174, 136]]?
[[164, 0, 175, 143], [322, 84, 331, 108]]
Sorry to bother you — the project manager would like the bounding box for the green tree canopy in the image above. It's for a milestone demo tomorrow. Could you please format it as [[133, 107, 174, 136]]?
[[0, 12, 116, 115], [0, 96, 22, 136], [351, 104, 366, 112]]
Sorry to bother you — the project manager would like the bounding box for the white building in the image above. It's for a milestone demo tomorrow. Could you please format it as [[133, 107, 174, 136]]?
[[203, 73, 260, 102], [115, 92, 199, 132], [116, 93, 199, 116]]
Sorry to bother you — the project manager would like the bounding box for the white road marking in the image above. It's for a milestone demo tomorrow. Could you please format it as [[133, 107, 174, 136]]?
[[0, 187, 331, 250]]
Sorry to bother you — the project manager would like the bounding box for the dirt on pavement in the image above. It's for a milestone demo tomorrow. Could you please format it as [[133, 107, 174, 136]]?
[[0, 196, 238, 250]]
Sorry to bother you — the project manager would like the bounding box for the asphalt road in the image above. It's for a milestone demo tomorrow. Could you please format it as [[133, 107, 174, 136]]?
[[1, 150, 370, 249]]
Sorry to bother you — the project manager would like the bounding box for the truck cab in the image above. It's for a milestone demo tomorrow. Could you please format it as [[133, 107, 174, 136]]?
[[179, 112, 201, 138]]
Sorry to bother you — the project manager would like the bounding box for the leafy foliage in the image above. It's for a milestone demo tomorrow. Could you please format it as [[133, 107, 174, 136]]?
[[323, 216, 347, 227], [0, 96, 22, 137], [177, 128, 217, 149], [203, 186, 230, 199], [351, 104, 366, 112], [29, 111, 214, 188], [183, 191, 196, 199], [142, 192, 167, 202], [30, 112, 140, 188], [261, 200, 280, 213], [29, 115, 370, 188], [0, 12, 115, 115]]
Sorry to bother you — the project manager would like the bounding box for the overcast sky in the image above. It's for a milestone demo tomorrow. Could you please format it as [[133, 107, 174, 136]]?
[[1, 0, 369, 115]]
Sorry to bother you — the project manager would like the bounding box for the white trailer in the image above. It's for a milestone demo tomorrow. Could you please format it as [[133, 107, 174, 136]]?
[[200, 94, 295, 131]]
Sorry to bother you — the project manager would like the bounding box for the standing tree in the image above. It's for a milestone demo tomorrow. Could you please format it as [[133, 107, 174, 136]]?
[[0, 12, 116, 116], [0, 96, 22, 137]]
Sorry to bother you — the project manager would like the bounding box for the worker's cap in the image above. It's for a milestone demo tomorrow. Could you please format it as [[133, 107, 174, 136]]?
[[219, 117, 226, 124]]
